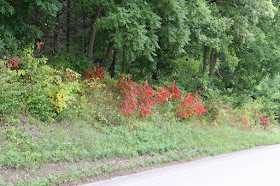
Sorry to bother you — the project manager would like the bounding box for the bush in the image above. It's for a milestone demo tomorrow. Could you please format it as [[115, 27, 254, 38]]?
[[117, 76, 207, 120], [26, 88, 56, 122], [0, 49, 84, 122], [253, 75, 280, 121]]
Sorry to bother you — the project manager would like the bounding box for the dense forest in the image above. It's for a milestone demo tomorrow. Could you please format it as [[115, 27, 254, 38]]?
[[1, 0, 279, 85], [1, 1, 279, 85]]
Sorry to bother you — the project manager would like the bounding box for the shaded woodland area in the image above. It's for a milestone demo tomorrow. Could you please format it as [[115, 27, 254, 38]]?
[[1, 0, 279, 86]]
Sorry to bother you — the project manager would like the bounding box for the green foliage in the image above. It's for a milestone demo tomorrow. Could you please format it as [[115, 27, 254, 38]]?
[[188, 0, 233, 51], [253, 75, 280, 120], [151, 0, 191, 56], [26, 87, 56, 122], [0, 0, 62, 53], [47, 52, 89, 73], [21, 46, 48, 69], [165, 56, 209, 92], [96, 0, 161, 62], [0, 49, 84, 122], [0, 61, 26, 116], [201, 89, 222, 122]]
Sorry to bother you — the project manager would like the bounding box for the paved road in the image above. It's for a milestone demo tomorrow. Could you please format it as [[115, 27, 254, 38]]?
[[83, 144, 280, 186]]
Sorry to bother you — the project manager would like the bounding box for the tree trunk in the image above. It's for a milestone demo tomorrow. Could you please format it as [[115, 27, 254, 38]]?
[[83, 10, 87, 53], [121, 47, 126, 73], [87, 5, 102, 61], [54, 14, 60, 52], [152, 69, 158, 80], [127, 58, 131, 74], [209, 50, 219, 78], [110, 49, 118, 78], [152, 60, 158, 80], [103, 42, 114, 69], [203, 46, 209, 73], [140, 67, 143, 79], [66, 0, 71, 49]]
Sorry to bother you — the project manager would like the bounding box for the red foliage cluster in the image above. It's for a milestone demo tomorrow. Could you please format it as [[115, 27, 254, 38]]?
[[9, 61, 19, 68], [154, 86, 171, 104], [257, 111, 270, 128], [216, 115, 222, 122], [260, 117, 270, 127], [7, 56, 22, 69], [221, 103, 228, 110], [36, 41, 44, 50], [117, 76, 207, 119], [177, 93, 208, 119], [154, 83, 182, 105], [241, 115, 251, 129], [117, 76, 156, 118], [82, 63, 105, 80]]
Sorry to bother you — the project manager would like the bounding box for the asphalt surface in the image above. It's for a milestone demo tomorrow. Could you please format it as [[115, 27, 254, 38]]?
[[83, 144, 280, 186]]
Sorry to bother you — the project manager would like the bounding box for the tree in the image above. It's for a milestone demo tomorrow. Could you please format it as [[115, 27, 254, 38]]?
[[87, 4, 102, 61], [0, 0, 62, 54], [95, 0, 161, 70], [215, 0, 278, 89]]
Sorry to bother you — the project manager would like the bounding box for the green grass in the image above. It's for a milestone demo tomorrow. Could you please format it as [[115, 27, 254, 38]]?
[[1, 117, 280, 185]]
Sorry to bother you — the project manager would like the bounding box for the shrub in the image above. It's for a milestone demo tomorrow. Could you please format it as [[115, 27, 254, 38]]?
[[0, 56, 26, 118], [117, 76, 156, 118], [82, 63, 105, 80], [26, 89, 56, 122], [117, 76, 207, 120], [176, 93, 208, 119], [0, 49, 84, 122]]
